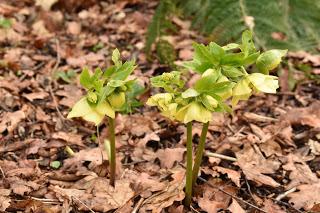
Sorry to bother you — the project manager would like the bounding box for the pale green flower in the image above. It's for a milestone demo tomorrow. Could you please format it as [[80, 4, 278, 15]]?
[[67, 97, 115, 125], [175, 102, 212, 124], [247, 73, 278, 93], [231, 78, 252, 107], [108, 92, 126, 109], [146, 93, 177, 119], [216, 75, 233, 100]]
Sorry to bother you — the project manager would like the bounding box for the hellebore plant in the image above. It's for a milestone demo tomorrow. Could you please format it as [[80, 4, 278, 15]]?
[[147, 30, 286, 207], [68, 49, 139, 186]]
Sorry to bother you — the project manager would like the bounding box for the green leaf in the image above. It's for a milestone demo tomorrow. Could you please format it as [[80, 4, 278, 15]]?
[[208, 42, 225, 61], [103, 66, 116, 79], [206, 81, 234, 94], [243, 51, 260, 66], [222, 43, 240, 51], [107, 79, 125, 88], [112, 48, 121, 66], [0, 17, 12, 29], [241, 30, 255, 56], [50, 161, 61, 169], [194, 74, 219, 92], [112, 60, 136, 80], [98, 85, 116, 104], [221, 53, 245, 66], [182, 88, 200, 98], [222, 66, 244, 78], [256, 49, 287, 74], [80, 68, 93, 89]]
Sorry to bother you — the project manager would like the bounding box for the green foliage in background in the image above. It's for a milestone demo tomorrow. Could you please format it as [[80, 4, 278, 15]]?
[[147, 0, 320, 53]]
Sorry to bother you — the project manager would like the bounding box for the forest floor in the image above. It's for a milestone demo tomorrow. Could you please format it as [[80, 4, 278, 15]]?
[[1, 0, 320, 212]]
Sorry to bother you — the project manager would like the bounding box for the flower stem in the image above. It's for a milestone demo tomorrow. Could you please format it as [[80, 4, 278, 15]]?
[[184, 122, 193, 207], [192, 122, 209, 188], [108, 117, 116, 187]]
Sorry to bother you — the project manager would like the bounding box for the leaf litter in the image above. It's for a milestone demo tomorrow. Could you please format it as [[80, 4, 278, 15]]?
[[0, 0, 320, 212]]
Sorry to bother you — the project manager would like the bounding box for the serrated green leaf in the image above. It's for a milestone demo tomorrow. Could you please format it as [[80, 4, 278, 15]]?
[[208, 42, 225, 61], [241, 30, 255, 56], [182, 88, 200, 98], [80, 68, 93, 89], [107, 79, 125, 88], [112, 48, 121, 66], [243, 51, 260, 66], [222, 66, 244, 78], [112, 60, 136, 80], [194, 74, 219, 92], [221, 52, 245, 66], [256, 49, 287, 74]]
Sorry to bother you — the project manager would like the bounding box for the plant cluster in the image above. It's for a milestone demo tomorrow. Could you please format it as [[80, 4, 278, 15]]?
[[68, 31, 286, 207], [147, 30, 286, 205]]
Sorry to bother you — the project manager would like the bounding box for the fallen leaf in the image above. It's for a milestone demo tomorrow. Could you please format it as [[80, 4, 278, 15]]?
[[23, 91, 49, 101], [56, 84, 83, 108], [288, 183, 320, 210], [67, 21, 81, 35], [156, 148, 185, 169], [236, 145, 281, 187], [0, 189, 11, 211], [282, 101, 320, 128], [0, 110, 25, 133], [52, 177, 134, 212], [282, 153, 318, 189], [198, 180, 236, 213], [262, 199, 286, 213], [140, 168, 185, 213], [308, 139, 320, 155], [214, 166, 241, 187], [35, 0, 58, 11], [228, 198, 245, 213], [52, 131, 84, 147]]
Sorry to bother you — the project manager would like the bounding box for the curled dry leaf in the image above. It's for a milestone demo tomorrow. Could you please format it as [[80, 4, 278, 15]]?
[[139, 168, 185, 213], [52, 177, 134, 212], [282, 153, 318, 189], [288, 182, 320, 210], [262, 199, 286, 213], [236, 145, 281, 187], [0, 189, 11, 211], [282, 101, 320, 128], [0, 110, 26, 133], [227, 198, 245, 213], [156, 148, 185, 169], [22, 91, 49, 101], [198, 180, 237, 213], [214, 166, 241, 187], [51, 131, 84, 147]]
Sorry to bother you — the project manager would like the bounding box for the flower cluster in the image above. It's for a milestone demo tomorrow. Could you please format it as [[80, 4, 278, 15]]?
[[147, 31, 286, 123], [67, 49, 140, 125]]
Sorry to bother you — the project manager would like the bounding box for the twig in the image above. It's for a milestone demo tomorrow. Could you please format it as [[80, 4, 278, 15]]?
[[132, 197, 144, 213], [197, 176, 268, 213], [190, 205, 200, 213], [49, 38, 65, 121], [205, 151, 237, 162], [72, 196, 95, 213], [0, 165, 5, 178], [275, 187, 296, 201]]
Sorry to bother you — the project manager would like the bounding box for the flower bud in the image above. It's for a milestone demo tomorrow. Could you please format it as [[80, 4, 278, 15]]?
[[108, 92, 126, 108], [87, 91, 98, 103]]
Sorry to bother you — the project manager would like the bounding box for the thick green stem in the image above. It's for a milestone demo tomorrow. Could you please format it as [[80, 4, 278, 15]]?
[[192, 122, 209, 188], [184, 122, 193, 207], [108, 117, 116, 187]]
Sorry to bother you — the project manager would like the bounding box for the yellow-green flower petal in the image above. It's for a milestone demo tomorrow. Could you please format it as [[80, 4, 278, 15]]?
[[161, 103, 178, 119], [176, 102, 212, 123], [216, 75, 233, 100], [256, 49, 287, 74], [231, 78, 252, 107], [247, 73, 278, 93], [83, 111, 105, 126], [108, 92, 126, 109], [67, 97, 93, 118], [206, 95, 218, 108], [96, 101, 115, 119]]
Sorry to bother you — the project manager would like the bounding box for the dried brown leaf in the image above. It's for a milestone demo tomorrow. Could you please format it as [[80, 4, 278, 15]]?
[[228, 198, 246, 213], [156, 148, 185, 169], [288, 183, 320, 210]]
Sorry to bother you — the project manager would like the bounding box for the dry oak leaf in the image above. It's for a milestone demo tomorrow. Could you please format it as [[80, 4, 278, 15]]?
[[214, 166, 241, 187], [282, 101, 320, 128], [63, 147, 108, 169], [52, 177, 134, 212], [23, 91, 49, 101], [52, 131, 84, 147], [288, 183, 320, 210], [0, 189, 11, 211], [156, 148, 185, 169], [282, 153, 318, 189], [236, 145, 281, 187], [228, 198, 246, 213], [0, 110, 25, 133], [262, 199, 286, 213], [35, 0, 58, 11], [198, 180, 237, 213], [56, 84, 83, 108], [139, 168, 185, 213]]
